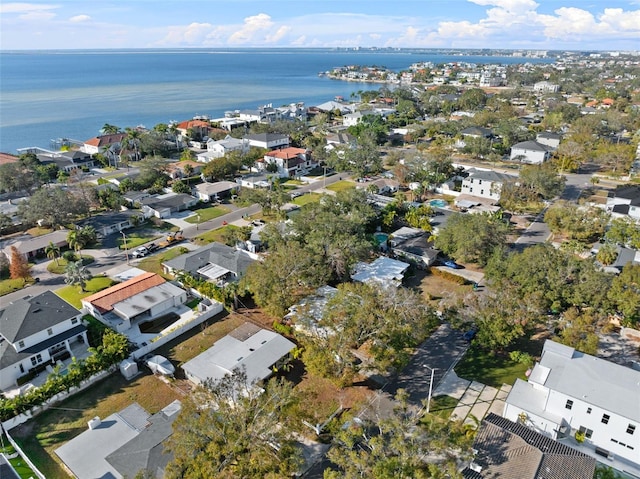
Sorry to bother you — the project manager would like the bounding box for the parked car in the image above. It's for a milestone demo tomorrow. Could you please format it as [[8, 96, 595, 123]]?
[[463, 329, 477, 342], [132, 246, 149, 258], [443, 259, 462, 269]]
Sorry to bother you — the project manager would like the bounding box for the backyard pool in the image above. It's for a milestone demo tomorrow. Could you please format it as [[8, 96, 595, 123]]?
[[429, 199, 448, 208]]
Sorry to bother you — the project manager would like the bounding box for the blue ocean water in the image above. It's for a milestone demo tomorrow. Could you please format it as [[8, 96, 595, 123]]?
[[0, 48, 552, 153]]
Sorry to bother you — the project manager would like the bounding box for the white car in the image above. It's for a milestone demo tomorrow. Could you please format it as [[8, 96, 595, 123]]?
[[131, 247, 148, 258]]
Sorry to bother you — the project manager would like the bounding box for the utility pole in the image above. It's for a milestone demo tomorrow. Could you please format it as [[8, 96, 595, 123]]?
[[426, 367, 438, 413], [121, 231, 129, 264]]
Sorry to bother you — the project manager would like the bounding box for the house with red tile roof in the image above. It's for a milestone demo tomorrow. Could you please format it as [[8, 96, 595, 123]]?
[[258, 147, 316, 178], [81, 272, 187, 333], [82, 133, 126, 155], [175, 119, 211, 141]]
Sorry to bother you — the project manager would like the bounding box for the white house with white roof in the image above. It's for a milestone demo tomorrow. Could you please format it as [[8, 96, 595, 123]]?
[[460, 168, 517, 201], [503, 340, 640, 477]]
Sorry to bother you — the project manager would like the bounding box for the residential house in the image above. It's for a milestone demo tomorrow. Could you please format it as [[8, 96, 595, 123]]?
[[198, 135, 250, 162], [175, 119, 211, 141], [122, 190, 151, 207], [165, 160, 201, 180], [461, 168, 517, 201], [463, 413, 596, 479], [536, 131, 562, 149], [325, 132, 355, 148], [76, 210, 145, 237], [163, 242, 256, 285], [82, 133, 126, 156], [503, 340, 640, 477], [285, 285, 338, 337], [343, 110, 367, 127], [510, 140, 554, 164], [533, 81, 560, 93], [606, 185, 640, 221], [591, 242, 639, 274], [182, 322, 295, 386], [55, 400, 181, 479], [38, 150, 95, 172], [0, 197, 27, 226], [456, 126, 493, 149], [81, 272, 187, 334], [314, 100, 356, 115], [389, 226, 439, 267], [140, 193, 198, 219], [236, 173, 270, 189], [244, 133, 290, 150], [258, 147, 315, 178], [194, 181, 238, 202], [3, 230, 69, 263], [0, 291, 87, 391], [351, 256, 410, 288]]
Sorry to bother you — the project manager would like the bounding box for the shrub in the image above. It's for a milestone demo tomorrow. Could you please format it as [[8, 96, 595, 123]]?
[[272, 321, 293, 336], [429, 267, 467, 284]]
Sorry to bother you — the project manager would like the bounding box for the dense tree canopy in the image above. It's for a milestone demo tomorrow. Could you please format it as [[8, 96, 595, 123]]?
[[166, 370, 302, 479], [434, 212, 510, 266], [18, 187, 89, 228], [544, 201, 608, 242]]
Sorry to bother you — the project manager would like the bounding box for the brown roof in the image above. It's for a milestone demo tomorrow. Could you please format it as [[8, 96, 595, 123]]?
[[176, 120, 210, 130], [265, 147, 307, 160], [82, 272, 165, 313], [84, 133, 126, 147], [0, 153, 19, 165]]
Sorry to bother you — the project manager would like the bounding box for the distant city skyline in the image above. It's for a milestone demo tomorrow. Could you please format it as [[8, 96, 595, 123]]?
[[1, 0, 639, 51]]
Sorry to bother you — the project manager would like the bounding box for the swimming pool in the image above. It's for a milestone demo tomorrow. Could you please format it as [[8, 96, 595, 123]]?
[[429, 199, 448, 208]]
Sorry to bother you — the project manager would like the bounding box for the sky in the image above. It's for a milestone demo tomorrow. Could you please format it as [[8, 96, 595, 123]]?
[[1, 0, 639, 51]]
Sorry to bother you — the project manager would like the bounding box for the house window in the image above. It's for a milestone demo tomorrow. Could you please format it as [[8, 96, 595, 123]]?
[[627, 424, 636, 435], [480, 190, 484, 195], [71, 318, 78, 324], [18, 340, 25, 348], [479, 180, 482, 184], [30, 354, 43, 366], [469, 188, 473, 193], [587, 407, 592, 414], [602, 414, 610, 424], [565, 400, 574, 410], [579, 426, 593, 439], [47, 328, 53, 336]]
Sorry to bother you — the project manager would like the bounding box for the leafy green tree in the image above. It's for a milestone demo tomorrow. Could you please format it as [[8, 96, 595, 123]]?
[[0, 213, 12, 232], [434, 212, 510, 266], [242, 241, 330, 317], [458, 88, 488, 111], [556, 307, 599, 355], [404, 205, 433, 231], [605, 217, 640, 248], [101, 123, 121, 135], [172, 179, 191, 194], [0, 162, 36, 193], [166, 370, 303, 479], [18, 187, 88, 228], [607, 264, 640, 326], [64, 260, 92, 292], [596, 243, 618, 266], [518, 163, 565, 199], [544, 201, 608, 242]]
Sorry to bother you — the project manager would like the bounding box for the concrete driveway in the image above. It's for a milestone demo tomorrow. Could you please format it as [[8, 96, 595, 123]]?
[[386, 323, 468, 408]]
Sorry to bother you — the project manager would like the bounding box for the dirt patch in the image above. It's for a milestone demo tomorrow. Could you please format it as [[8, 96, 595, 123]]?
[[406, 268, 473, 307]]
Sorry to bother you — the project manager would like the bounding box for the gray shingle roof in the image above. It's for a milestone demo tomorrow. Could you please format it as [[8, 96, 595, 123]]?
[[462, 413, 596, 479], [511, 140, 554, 152], [467, 168, 517, 183], [0, 291, 81, 344], [163, 242, 255, 277]]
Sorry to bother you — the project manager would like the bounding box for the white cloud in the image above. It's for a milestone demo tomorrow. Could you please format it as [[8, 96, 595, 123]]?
[[69, 14, 91, 23], [228, 13, 274, 44], [159, 22, 215, 45], [0, 2, 57, 13], [265, 25, 291, 44], [468, 0, 539, 14], [18, 11, 55, 21]]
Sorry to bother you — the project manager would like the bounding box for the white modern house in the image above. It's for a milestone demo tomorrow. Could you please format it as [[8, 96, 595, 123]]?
[[510, 140, 554, 164], [198, 135, 250, 162], [460, 168, 517, 201], [244, 133, 289, 150], [0, 291, 88, 391], [182, 323, 295, 387], [536, 131, 562, 149], [503, 340, 640, 477]]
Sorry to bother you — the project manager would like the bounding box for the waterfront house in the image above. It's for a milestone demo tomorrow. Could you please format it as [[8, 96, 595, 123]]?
[[0, 291, 88, 391], [244, 133, 290, 150], [257, 147, 315, 178], [82, 133, 126, 156]]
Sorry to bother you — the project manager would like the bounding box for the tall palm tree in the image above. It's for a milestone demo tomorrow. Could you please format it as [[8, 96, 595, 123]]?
[[45, 241, 61, 266], [64, 260, 92, 292], [169, 123, 181, 151], [101, 124, 121, 135], [120, 127, 142, 165]]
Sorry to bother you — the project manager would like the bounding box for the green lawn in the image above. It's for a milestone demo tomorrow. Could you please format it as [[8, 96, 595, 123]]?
[[0, 277, 33, 296], [455, 345, 531, 388], [292, 192, 322, 206], [117, 231, 162, 250], [0, 439, 37, 479], [184, 205, 231, 224], [55, 276, 116, 308], [136, 246, 186, 277], [427, 395, 459, 421], [46, 255, 94, 274], [325, 180, 355, 193], [193, 224, 240, 246]]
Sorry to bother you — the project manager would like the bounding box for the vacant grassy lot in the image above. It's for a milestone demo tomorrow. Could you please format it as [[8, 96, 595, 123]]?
[[405, 269, 473, 307], [136, 246, 185, 277], [325, 180, 355, 193], [46, 255, 94, 274], [292, 192, 322, 206], [184, 205, 231, 224], [55, 276, 116, 308], [193, 224, 239, 246], [0, 277, 33, 296], [117, 231, 162, 250]]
